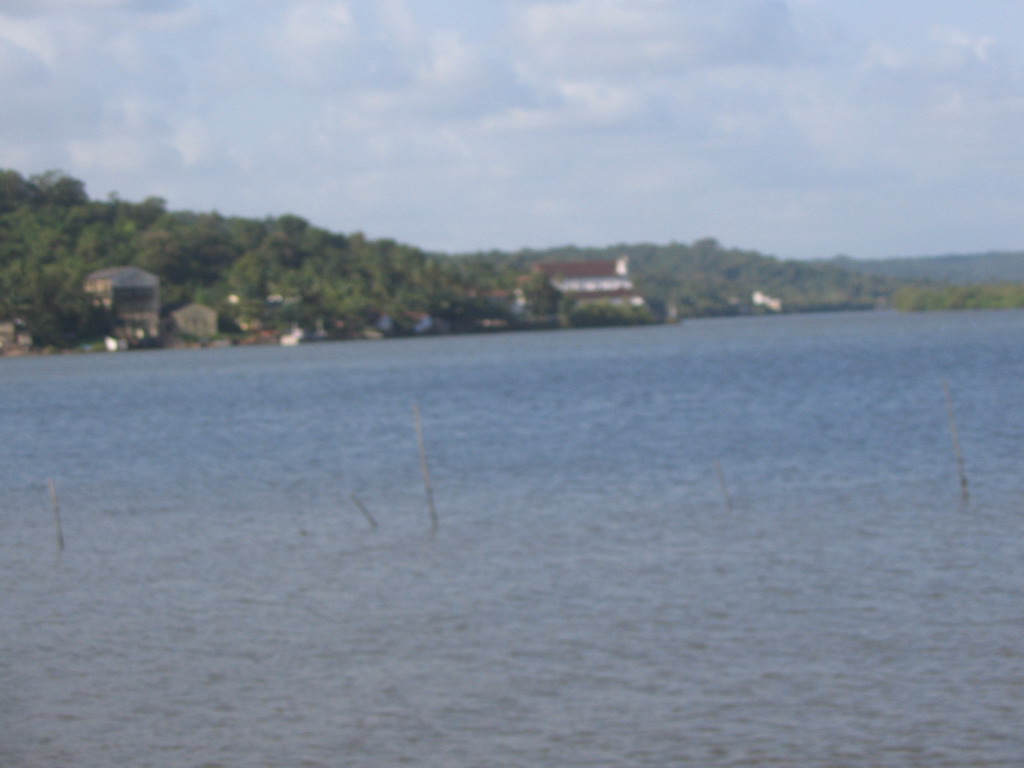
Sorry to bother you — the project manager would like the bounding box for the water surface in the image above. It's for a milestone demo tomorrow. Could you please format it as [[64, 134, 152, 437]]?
[[2, 310, 1022, 767]]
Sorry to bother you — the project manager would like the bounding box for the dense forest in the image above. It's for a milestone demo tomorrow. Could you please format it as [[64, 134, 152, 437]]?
[[463, 241, 904, 318], [836, 251, 1024, 284], [892, 283, 1024, 311], [0, 169, 519, 348], [832, 250, 1024, 311], [4, 168, 1007, 350]]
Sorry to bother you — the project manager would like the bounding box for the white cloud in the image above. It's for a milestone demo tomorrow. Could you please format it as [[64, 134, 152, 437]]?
[[0, 15, 59, 66], [373, 0, 418, 47], [931, 27, 996, 66], [514, 0, 804, 80], [0, 35, 51, 85], [280, 0, 355, 53], [66, 134, 157, 173], [2, 0, 1024, 257], [417, 30, 471, 87], [556, 79, 644, 123], [171, 118, 213, 166], [0, 0, 184, 15], [268, 0, 431, 92]]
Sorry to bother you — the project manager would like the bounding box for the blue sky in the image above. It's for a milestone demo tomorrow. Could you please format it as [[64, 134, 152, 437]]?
[[2, 0, 1023, 259]]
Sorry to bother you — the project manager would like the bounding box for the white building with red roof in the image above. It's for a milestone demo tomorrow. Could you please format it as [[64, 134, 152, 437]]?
[[532, 256, 646, 307]]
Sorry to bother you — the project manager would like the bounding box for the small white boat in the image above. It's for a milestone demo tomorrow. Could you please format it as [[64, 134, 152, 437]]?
[[279, 327, 304, 346], [280, 321, 328, 346], [104, 336, 128, 351]]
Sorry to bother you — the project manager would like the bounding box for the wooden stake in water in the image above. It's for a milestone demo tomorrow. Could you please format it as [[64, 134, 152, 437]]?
[[943, 380, 970, 509], [350, 493, 379, 530], [715, 460, 734, 514], [413, 401, 439, 535], [48, 478, 65, 552]]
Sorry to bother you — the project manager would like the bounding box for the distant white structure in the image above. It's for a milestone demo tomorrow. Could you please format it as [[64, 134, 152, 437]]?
[[103, 336, 127, 351], [752, 290, 782, 312], [532, 256, 645, 307], [280, 326, 304, 346]]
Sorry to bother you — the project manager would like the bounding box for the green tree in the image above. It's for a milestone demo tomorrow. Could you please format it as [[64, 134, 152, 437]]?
[[520, 272, 562, 318], [29, 170, 88, 207]]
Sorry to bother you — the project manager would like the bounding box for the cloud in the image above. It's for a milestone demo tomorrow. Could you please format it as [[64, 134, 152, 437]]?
[[0, 14, 59, 66], [854, 24, 1024, 164], [66, 133, 158, 173], [0, 0, 183, 15], [374, 0, 418, 47], [0, 35, 51, 86], [931, 27, 996, 67], [483, 0, 832, 151], [514, 0, 805, 80], [2, 1, 1023, 257], [0, 2, 201, 176], [279, 0, 355, 55], [267, 0, 426, 92], [171, 118, 214, 166]]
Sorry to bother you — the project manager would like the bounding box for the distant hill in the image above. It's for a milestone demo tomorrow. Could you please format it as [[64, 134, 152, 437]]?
[[460, 239, 907, 317], [13, 167, 1014, 350], [834, 252, 1024, 284]]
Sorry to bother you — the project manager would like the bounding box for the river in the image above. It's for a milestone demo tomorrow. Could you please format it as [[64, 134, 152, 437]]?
[[1, 310, 1022, 767]]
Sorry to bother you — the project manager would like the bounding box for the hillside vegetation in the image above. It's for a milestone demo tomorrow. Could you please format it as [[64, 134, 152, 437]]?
[[1, 169, 515, 347], [834, 252, 1024, 311], [835, 252, 1024, 284], [1, 168, 930, 349], [893, 283, 1024, 311], [462, 241, 904, 317]]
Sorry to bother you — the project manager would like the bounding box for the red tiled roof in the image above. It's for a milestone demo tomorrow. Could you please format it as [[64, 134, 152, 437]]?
[[533, 260, 619, 278]]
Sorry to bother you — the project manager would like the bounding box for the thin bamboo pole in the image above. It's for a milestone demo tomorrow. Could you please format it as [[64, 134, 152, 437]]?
[[350, 493, 379, 529], [715, 460, 734, 514], [942, 380, 970, 509], [413, 401, 439, 535], [48, 478, 65, 553]]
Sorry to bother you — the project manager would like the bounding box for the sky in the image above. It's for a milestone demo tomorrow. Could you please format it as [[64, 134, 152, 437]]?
[[2, 0, 1024, 259]]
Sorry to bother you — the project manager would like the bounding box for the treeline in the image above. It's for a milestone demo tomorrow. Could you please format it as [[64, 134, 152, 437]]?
[[893, 283, 1024, 311], [463, 239, 905, 318], [2, 168, 929, 349], [1, 169, 519, 348], [837, 251, 1024, 284]]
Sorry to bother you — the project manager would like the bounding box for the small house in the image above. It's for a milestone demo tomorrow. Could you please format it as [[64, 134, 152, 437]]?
[[164, 302, 218, 342], [84, 266, 161, 341], [0, 320, 31, 354]]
